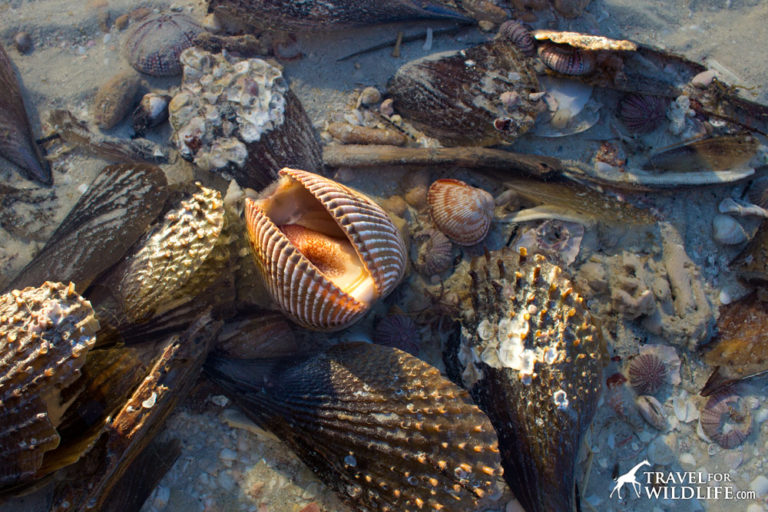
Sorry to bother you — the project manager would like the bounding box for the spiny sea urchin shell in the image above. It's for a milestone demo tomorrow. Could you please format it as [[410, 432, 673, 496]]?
[[123, 13, 203, 76], [617, 93, 668, 134], [497, 20, 535, 56], [0, 282, 99, 489], [628, 353, 668, 395], [428, 179, 494, 246], [245, 168, 407, 331], [448, 248, 602, 512], [205, 342, 505, 512], [537, 42, 596, 75], [699, 392, 752, 449]]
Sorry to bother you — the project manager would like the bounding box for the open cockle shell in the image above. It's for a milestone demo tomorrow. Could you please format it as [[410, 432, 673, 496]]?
[[245, 168, 406, 331], [0, 282, 99, 490]]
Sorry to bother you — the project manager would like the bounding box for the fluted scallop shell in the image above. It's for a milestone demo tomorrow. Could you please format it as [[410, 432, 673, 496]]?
[[245, 168, 407, 331], [428, 179, 494, 246], [0, 282, 99, 489], [699, 392, 752, 449], [123, 13, 203, 76], [537, 42, 596, 75], [448, 248, 602, 512]]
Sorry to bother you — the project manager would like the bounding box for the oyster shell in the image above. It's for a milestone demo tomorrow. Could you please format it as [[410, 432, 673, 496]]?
[[446, 248, 602, 512], [245, 168, 406, 331], [0, 282, 99, 491], [388, 40, 541, 146], [0, 42, 51, 184], [205, 342, 505, 512], [169, 48, 322, 190], [7, 163, 168, 292]]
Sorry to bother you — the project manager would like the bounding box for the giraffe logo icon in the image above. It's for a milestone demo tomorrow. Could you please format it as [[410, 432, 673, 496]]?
[[610, 459, 651, 499]]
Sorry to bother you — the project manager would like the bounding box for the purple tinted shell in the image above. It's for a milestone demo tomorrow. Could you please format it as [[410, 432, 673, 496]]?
[[537, 42, 595, 75], [617, 94, 668, 134], [374, 314, 420, 356], [498, 20, 535, 56], [412, 228, 453, 276], [699, 392, 752, 449], [123, 13, 203, 76], [628, 353, 667, 395]]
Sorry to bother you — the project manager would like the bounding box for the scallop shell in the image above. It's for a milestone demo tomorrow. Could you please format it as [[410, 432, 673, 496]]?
[[123, 13, 203, 76], [699, 392, 752, 449], [387, 40, 541, 146], [245, 168, 407, 331], [537, 42, 596, 75], [428, 179, 494, 246], [205, 342, 505, 512], [447, 248, 602, 512], [0, 282, 99, 489]]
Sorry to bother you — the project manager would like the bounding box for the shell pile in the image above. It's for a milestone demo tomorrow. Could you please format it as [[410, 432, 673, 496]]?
[[0, 282, 99, 489], [245, 168, 406, 331], [448, 248, 602, 512], [205, 342, 505, 512], [169, 48, 321, 189]]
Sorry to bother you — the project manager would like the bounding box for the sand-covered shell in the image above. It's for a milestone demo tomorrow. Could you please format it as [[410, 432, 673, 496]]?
[[91, 70, 142, 130], [206, 0, 471, 32], [205, 342, 505, 512], [89, 183, 228, 330], [169, 48, 321, 189], [0, 282, 99, 490], [387, 40, 541, 146], [245, 168, 406, 331], [447, 248, 602, 512], [0, 42, 51, 184], [123, 13, 203, 76], [428, 179, 494, 246], [7, 163, 168, 292]]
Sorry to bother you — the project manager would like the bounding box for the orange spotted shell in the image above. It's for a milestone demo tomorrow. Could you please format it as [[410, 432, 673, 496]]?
[[428, 179, 494, 246], [245, 168, 406, 331]]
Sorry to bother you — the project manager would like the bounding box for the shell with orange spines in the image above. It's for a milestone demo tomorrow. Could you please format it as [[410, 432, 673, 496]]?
[[428, 179, 495, 246], [245, 168, 406, 331]]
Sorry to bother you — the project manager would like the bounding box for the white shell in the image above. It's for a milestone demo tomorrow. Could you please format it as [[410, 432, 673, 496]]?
[[246, 168, 406, 331], [636, 395, 668, 431], [712, 214, 748, 245], [428, 179, 494, 246]]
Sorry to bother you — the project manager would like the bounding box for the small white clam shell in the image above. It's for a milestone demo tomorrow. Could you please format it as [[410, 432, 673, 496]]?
[[428, 179, 494, 246], [636, 395, 668, 431], [245, 168, 406, 331], [712, 213, 748, 245]]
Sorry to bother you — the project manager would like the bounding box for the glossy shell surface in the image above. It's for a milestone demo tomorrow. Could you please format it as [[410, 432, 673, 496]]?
[[428, 179, 494, 246], [245, 168, 406, 331], [123, 13, 203, 76], [0, 282, 99, 489]]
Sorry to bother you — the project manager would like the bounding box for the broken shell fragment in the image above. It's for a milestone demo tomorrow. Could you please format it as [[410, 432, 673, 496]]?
[[428, 179, 495, 246], [245, 168, 407, 331], [0, 282, 99, 490], [712, 214, 748, 245], [643, 134, 759, 172], [532, 30, 637, 51]]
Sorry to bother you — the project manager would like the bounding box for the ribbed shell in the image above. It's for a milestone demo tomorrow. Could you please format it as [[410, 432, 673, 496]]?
[[122, 13, 203, 76], [537, 42, 596, 75], [428, 179, 494, 246], [0, 282, 99, 489], [205, 343, 504, 512], [448, 248, 602, 512], [699, 393, 752, 449], [245, 168, 407, 331]]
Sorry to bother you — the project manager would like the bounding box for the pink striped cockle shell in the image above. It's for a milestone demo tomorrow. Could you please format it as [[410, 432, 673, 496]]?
[[428, 179, 495, 246], [245, 168, 407, 331]]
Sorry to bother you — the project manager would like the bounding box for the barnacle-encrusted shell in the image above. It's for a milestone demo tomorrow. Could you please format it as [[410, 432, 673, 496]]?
[[428, 179, 494, 246], [122, 13, 203, 76], [169, 48, 321, 189], [537, 42, 596, 75], [0, 282, 99, 489], [699, 392, 752, 449], [387, 40, 541, 146], [245, 168, 406, 331], [532, 30, 637, 51], [205, 342, 505, 512], [448, 248, 602, 512]]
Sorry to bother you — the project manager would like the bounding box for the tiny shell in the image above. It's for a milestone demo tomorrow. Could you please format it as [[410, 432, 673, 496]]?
[[538, 42, 596, 76], [123, 13, 203, 76], [91, 70, 142, 130], [428, 179, 494, 246], [497, 20, 535, 56], [245, 168, 407, 331], [712, 214, 748, 245]]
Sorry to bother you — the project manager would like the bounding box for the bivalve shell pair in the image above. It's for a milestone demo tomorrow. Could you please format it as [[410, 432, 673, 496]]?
[[428, 179, 494, 246], [245, 168, 407, 331]]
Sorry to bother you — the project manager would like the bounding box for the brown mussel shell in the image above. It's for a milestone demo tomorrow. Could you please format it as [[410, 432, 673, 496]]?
[[205, 342, 505, 512], [388, 40, 541, 146]]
